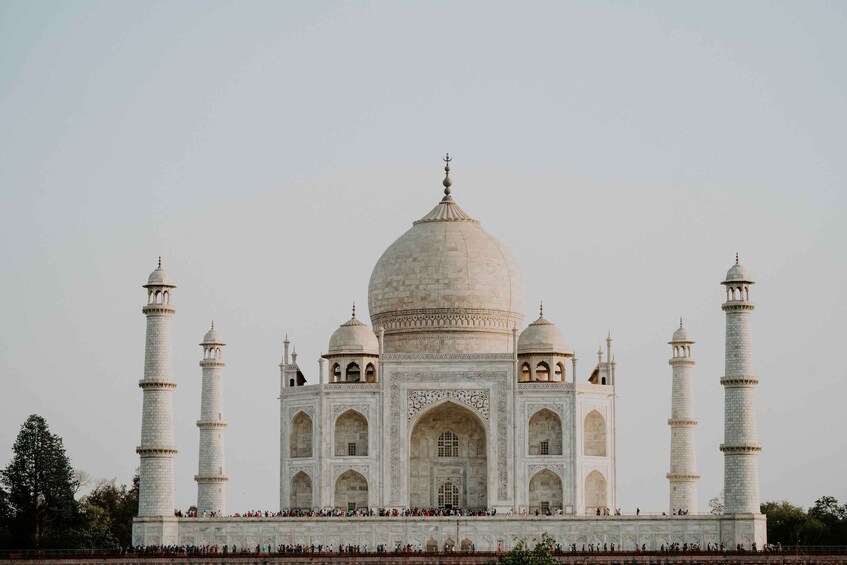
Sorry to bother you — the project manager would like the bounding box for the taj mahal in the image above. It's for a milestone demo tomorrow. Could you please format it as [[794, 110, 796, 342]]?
[[132, 156, 766, 550]]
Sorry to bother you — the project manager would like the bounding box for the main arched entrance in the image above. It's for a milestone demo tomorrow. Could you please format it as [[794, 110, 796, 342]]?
[[409, 401, 487, 510]]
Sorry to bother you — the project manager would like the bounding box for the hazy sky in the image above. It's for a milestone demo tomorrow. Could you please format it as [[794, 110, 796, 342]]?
[[1, 1, 845, 514]]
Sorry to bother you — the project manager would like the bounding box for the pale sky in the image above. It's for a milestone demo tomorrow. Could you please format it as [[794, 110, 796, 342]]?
[[1, 1, 845, 515]]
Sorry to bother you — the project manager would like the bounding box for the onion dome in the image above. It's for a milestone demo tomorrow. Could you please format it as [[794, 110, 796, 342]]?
[[518, 304, 571, 355], [670, 318, 693, 344], [724, 253, 754, 283], [328, 304, 379, 356], [368, 155, 525, 353], [144, 257, 175, 288], [202, 322, 224, 345]]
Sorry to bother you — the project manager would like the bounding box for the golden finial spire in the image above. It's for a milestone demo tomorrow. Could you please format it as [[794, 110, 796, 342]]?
[[442, 153, 452, 197]]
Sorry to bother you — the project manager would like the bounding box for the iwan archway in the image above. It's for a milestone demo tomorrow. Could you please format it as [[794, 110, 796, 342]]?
[[409, 401, 487, 510]]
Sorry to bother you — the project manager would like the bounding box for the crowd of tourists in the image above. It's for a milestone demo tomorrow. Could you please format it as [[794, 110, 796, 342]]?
[[125, 541, 781, 555], [177, 506, 500, 518]]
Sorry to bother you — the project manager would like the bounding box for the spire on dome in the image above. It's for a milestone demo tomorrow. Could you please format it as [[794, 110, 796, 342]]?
[[352, 301, 356, 319], [539, 301, 543, 318], [680, 317, 683, 328], [158, 256, 162, 269], [736, 252, 739, 265], [442, 153, 452, 197], [414, 154, 478, 224]]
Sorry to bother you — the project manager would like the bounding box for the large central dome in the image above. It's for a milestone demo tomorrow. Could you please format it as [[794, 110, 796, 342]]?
[[368, 162, 525, 354]]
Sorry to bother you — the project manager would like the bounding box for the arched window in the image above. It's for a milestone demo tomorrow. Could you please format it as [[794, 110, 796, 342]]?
[[334, 410, 368, 456], [332, 363, 341, 382], [584, 410, 607, 456], [290, 471, 312, 509], [529, 469, 563, 515], [528, 409, 563, 455], [365, 363, 376, 382], [585, 470, 607, 515], [555, 362, 565, 382], [437, 431, 459, 457], [346, 362, 360, 382], [520, 363, 531, 382], [290, 411, 313, 458], [438, 482, 459, 508], [535, 362, 550, 381]]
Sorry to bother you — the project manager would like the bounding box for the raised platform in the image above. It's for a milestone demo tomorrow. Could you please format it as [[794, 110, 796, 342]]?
[[133, 514, 766, 551]]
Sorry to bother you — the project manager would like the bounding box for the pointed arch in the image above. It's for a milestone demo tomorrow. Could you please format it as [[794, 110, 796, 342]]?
[[584, 470, 607, 515], [584, 410, 607, 456], [365, 363, 376, 382], [529, 469, 563, 514], [409, 401, 487, 510], [332, 363, 341, 382], [334, 409, 368, 456], [334, 469, 368, 511], [290, 411, 313, 458], [528, 408, 562, 455], [555, 362, 565, 382], [535, 361, 550, 381], [345, 362, 360, 382], [290, 471, 312, 509], [520, 362, 531, 382]]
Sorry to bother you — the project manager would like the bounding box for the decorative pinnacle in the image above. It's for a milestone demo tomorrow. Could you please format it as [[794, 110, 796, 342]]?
[[679, 317, 683, 328], [211, 320, 214, 330], [442, 153, 452, 196], [158, 256, 162, 269], [352, 301, 356, 318], [539, 301, 543, 318], [735, 252, 739, 265]]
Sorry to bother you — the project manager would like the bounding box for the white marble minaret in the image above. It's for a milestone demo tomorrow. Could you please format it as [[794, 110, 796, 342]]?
[[138, 258, 177, 517], [195, 322, 228, 515], [720, 255, 761, 514], [667, 319, 700, 513]]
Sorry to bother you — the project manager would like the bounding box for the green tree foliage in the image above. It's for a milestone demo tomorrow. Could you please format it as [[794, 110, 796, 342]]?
[[498, 533, 556, 565], [80, 475, 138, 548], [761, 501, 826, 545], [0, 485, 13, 548], [762, 497, 847, 546], [0, 415, 81, 549], [809, 496, 847, 545]]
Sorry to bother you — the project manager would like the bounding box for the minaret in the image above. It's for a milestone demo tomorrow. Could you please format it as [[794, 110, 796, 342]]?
[[720, 255, 761, 514], [137, 258, 177, 517], [667, 319, 700, 513], [195, 322, 228, 516]]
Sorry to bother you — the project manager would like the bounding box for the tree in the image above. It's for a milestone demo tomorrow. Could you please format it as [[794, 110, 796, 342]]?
[[809, 496, 847, 545], [708, 490, 724, 515], [0, 415, 81, 549], [761, 500, 826, 545], [498, 533, 557, 565], [81, 475, 138, 547], [0, 485, 13, 549]]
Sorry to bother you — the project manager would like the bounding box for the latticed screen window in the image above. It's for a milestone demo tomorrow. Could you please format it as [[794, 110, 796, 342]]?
[[347, 502, 356, 512], [438, 482, 459, 508], [347, 442, 357, 456], [437, 431, 459, 457], [540, 440, 550, 455], [541, 501, 550, 513]]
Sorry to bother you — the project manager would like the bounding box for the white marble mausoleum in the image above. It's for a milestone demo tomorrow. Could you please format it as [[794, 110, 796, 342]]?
[[132, 157, 766, 550]]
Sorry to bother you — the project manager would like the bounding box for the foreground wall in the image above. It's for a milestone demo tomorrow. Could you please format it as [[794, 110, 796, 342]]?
[[133, 515, 765, 550]]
